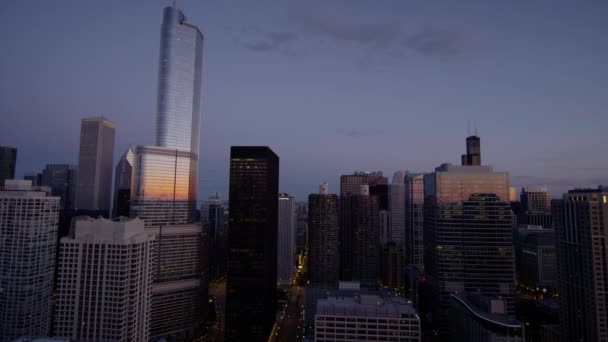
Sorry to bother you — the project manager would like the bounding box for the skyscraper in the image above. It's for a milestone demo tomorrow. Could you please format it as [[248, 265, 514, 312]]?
[[277, 193, 296, 286], [226, 146, 279, 341], [521, 187, 551, 212], [389, 171, 407, 246], [201, 191, 222, 224], [555, 187, 608, 341], [0, 180, 59, 341], [74, 117, 115, 212], [308, 182, 339, 286], [404, 173, 425, 270], [461, 135, 481, 166], [351, 184, 381, 286], [54, 217, 153, 341], [41, 164, 77, 209], [423, 163, 514, 336], [339, 172, 387, 280], [112, 147, 134, 217], [0, 145, 16, 186]]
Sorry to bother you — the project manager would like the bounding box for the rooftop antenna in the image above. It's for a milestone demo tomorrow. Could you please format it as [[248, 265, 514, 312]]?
[[467, 120, 471, 136], [474, 121, 478, 136]]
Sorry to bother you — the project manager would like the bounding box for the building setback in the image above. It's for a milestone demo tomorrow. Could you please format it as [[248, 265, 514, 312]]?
[[308, 182, 339, 286], [225, 146, 279, 341], [555, 187, 608, 342], [0, 180, 59, 341], [54, 218, 153, 341], [74, 117, 115, 212]]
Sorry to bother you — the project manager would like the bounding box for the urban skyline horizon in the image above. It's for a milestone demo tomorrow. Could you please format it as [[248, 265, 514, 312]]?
[[2, 1, 607, 202]]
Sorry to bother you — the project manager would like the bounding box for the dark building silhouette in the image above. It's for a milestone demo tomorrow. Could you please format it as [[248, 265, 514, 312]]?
[[339, 172, 387, 281], [308, 182, 339, 286], [461, 135, 481, 166], [351, 184, 381, 286], [0, 145, 17, 186], [24, 172, 42, 186], [225, 146, 279, 342], [41, 164, 77, 209], [554, 187, 608, 342]]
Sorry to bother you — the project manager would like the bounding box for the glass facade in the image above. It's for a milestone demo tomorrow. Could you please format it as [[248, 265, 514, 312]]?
[[155, 6, 203, 156], [130, 146, 197, 227]]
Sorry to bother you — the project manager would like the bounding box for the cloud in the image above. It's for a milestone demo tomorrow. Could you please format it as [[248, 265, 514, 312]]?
[[243, 32, 298, 55], [404, 29, 469, 58]]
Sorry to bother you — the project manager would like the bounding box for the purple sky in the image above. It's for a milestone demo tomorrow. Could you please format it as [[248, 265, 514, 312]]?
[[1, 0, 607, 201]]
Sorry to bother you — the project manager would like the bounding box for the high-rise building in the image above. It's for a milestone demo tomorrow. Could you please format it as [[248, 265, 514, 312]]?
[[514, 225, 557, 293], [54, 217, 153, 341], [449, 293, 524, 342], [554, 187, 608, 342], [404, 173, 425, 270], [201, 192, 222, 224], [208, 200, 227, 280], [389, 171, 407, 246], [112, 147, 134, 218], [308, 182, 339, 286], [315, 294, 420, 341], [23, 172, 42, 186], [340, 172, 387, 280], [226, 146, 279, 341], [521, 187, 551, 213], [277, 193, 296, 286], [0, 145, 17, 185], [41, 164, 77, 209], [74, 117, 115, 212], [423, 163, 514, 336], [461, 135, 481, 166], [381, 242, 405, 291], [145, 224, 209, 340], [351, 184, 381, 286], [0, 180, 59, 341]]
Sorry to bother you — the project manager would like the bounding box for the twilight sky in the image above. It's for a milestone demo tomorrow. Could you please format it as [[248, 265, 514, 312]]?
[[1, 0, 607, 201]]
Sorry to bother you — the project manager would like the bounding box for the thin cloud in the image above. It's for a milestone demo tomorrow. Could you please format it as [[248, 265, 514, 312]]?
[[243, 32, 298, 55], [404, 28, 470, 58]]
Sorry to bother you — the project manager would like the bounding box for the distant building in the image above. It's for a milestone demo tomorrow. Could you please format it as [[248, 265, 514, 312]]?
[[24, 171, 42, 186], [404, 173, 424, 270], [74, 117, 115, 212], [41, 164, 77, 209], [521, 187, 551, 213], [381, 242, 405, 291], [201, 192, 222, 224], [0, 145, 17, 185], [315, 294, 420, 341], [113, 147, 134, 218], [0, 180, 59, 341], [277, 193, 296, 286], [461, 135, 481, 166], [390, 171, 407, 246], [554, 187, 608, 342], [207, 197, 227, 280], [54, 218, 153, 341], [515, 225, 557, 293], [146, 224, 208, 340], [340, 172, 387, 281], [351, 185, 381, 286], [423, 162, 514, 336], [449, 293, 524, 342], [225, 146, 279, 342], [308, 182, 339, 286]]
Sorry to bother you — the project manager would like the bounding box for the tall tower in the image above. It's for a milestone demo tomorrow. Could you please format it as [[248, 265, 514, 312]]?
[[0, 180, 59, 341], [0, 145, 16, 186], [75, 117, 115, 212], [555, 187, 608, 342], [277, 193, 296, 287], [308, 182, 339, 286], [404, 172, 425, 270], [41, 163, 77, 209], [226, 146, 279, 341], [461, 135, 481, 166], [389, 171, 407, 246]]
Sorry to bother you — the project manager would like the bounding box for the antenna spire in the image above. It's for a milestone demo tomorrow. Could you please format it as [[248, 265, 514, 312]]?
[[467, 120, 471, 136]]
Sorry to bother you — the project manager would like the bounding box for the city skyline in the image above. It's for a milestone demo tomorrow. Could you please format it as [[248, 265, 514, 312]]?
[[2, 1, 607, 201]]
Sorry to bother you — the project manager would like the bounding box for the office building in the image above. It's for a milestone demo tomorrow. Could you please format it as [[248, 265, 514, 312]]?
[[201, 192, 222, 224], [555, 187, 608, 342], [514, 225, 557, 293], [0, 145, 17, 185], [423, 162, 514, 336], [54, 218, 153, 341], [277, 193, 296, 286], [449, 293, 524, 342], [41, 164, 77, 209], [521, 187, 551, 213], [226, 146, 279, 341], [340, 172, 387, 280], [389, 171, 407, 246], [208, 200, 227, 280], [315, 294, 420, 341], [74, 117, 115, 212], [461, 135, 481, 166], [113, 147, 134, 217], [146, 224, 208, 340], [404, 173, 424, 269], [349, 185, 381, 286], [24, 172, 42, 186], [381, 242, 405, 291], [308, 182, 339, 286], [0, 180, 59, 341]]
